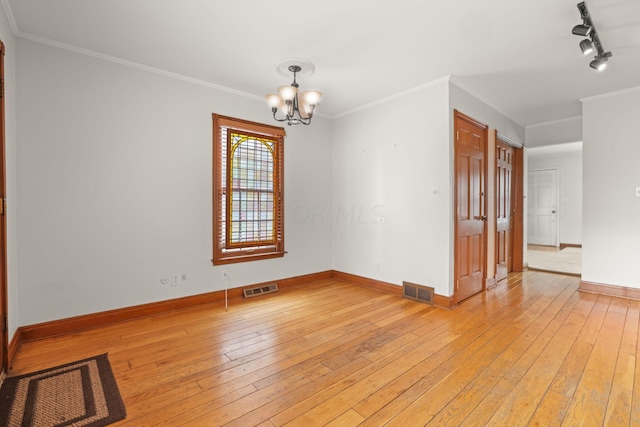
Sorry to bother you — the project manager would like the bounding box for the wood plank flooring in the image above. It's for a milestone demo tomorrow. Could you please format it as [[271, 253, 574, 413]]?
[[9, 271, 640, 426]]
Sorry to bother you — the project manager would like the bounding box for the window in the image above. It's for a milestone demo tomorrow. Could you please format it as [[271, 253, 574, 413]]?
[[212, 114, 285, 264]]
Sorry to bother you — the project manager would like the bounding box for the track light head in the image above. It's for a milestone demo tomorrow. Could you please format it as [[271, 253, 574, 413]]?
[[579, 39, 594, 55], [589, 51, 612, 71], [572, 24, 593, 37], [589, 56, 607, 71]]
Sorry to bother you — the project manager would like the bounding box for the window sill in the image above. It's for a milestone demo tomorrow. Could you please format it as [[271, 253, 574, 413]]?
[[212, 251, 285, 265]]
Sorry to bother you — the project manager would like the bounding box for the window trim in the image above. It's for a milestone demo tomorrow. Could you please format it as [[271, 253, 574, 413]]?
[[212, 114, 285, 265]]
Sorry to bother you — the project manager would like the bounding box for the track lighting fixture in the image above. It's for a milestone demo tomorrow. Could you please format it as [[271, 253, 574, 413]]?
[[572, 2, 612, 71]]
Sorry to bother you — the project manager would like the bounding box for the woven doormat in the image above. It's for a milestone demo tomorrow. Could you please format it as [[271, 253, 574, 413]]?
[[0, 353, 126, 427]]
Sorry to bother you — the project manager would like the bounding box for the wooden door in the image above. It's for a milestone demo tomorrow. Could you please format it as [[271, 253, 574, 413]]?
[[527, 168, 558, 246], [454, 111, 487, 303], [511, 147, 525, 272], [0, 40, 6, 374], [496, 139, 514, 282]]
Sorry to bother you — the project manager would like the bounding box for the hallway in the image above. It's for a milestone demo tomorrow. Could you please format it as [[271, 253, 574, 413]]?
[[527, 245, 581, 276]]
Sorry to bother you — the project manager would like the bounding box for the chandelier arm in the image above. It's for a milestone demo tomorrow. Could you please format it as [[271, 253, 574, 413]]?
[[271, 109, 288, 122]]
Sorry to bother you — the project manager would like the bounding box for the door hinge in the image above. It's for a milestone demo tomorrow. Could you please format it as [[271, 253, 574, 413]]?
[[0, 78, 3, 99], [0, 198, 4, 216], [2, 315, 6, 333]]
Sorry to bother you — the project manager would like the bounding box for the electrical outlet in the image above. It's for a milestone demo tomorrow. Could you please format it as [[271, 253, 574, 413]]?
[[172, 274, 180, 286], [160, 275, 170, 285]]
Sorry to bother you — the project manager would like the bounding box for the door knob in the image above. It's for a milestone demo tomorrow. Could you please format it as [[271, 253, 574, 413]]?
[[480, 215, 487, 221], [552, 210, 556, 213]]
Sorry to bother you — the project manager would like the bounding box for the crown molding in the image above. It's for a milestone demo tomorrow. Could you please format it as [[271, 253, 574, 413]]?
[[19, 31, 266, 102], [525, 115, 582, 129], [0, 1, 266, 104], [580, 85, 640, 103], [331, 76, 451, 119], [527, 141, 583, 158], [0, 0, 18, 35]]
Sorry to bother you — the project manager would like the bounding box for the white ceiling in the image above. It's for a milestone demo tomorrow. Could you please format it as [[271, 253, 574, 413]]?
[[4, 0, 640, 126]]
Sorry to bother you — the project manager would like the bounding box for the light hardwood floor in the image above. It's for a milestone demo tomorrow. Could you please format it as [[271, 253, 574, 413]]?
[[9, 271, 640, 426], [527, 245, 582, 276]]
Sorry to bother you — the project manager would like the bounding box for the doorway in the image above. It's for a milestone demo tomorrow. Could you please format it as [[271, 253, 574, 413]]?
[[526, 143, 583, 275]]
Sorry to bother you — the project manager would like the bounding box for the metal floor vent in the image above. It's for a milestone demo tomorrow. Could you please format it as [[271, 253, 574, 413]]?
[[243, 283, 279, 298], [402, 281, 434, 305]]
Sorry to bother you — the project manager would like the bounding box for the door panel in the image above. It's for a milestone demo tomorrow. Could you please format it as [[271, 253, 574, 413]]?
[[459, 237, 469, 277], [496, 140, 514, 282], [455, 111, 487, 302], [528, 169, 558, 246]]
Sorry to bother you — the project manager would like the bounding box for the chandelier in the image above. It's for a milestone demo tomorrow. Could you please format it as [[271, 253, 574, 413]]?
[[265, 62, 322, 126]]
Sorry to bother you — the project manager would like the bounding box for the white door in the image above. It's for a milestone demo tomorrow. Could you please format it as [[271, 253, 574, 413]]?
[[528, 168, 558, 246]]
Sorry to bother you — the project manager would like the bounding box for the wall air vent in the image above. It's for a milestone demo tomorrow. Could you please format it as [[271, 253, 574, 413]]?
[[402, 281, 434, 305], [243, 283, 279, 298]]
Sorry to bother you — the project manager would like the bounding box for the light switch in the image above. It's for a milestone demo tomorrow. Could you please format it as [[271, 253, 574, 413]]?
[[431, 187, 439, 198], [636, 187, 640, 198]]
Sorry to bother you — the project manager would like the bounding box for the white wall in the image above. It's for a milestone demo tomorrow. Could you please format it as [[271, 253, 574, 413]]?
[[582, 88, 640, 288], [331, 80, 452, 297], [528, 151, 582, 245], [526, 116, 582, 147], [331, 79, 525, 298], [0, 8, 19, 339], [16, 39, 332, 325]]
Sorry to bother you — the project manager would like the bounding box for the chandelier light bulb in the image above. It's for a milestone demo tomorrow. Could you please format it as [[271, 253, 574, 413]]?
[[278, 85, 298, 102], [302, 90, 323, 106], [265, 94, 283, 109]]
